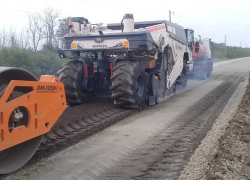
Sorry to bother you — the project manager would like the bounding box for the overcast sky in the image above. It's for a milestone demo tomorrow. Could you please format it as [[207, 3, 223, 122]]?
[[0, 0, 249, 47]]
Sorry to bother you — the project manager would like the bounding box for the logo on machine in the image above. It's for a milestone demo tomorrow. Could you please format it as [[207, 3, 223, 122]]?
[[175, 43, 182, 50], [36, 85, 59, 93], [95, 37, 104, 43], [92, 44, 108, 48], [113, 42, 123, 48]]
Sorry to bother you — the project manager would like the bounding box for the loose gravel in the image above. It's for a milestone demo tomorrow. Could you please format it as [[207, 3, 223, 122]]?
[[205, 74, 250, 180], [178, 74, 249, 180]]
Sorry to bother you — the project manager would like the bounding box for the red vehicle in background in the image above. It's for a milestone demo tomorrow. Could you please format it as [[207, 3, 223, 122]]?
[[193, 37, 214, 80], [184, 29, 214, 80]]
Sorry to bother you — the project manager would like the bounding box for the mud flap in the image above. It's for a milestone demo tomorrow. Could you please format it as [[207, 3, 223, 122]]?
[[149, 95, 157, 106], [149, 69, 175, 105]]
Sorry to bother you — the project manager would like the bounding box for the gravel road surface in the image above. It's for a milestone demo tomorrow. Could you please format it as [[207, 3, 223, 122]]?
[[3, 57, 250, 180]]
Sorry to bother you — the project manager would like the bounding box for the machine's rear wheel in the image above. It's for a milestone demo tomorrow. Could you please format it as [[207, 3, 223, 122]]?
[[181, 74, 187, 88], [176, 60, 187, 88], [0, 68, 43, 174], [111, 61, 146, 109], [57, 61, 93, 105], [206, 60, 212, 77], [199, 70, 206, 80], [181, 60, 187, 88], [199, 61, 207, 80]]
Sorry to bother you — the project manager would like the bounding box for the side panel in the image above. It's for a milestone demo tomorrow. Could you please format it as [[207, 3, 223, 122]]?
[[63, 31, 154, 52], [0, 76, 66, 151], [146, 23, 189, 89]]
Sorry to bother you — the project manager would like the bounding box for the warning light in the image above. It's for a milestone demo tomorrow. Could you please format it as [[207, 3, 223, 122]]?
[[71, 42, 77, 49], [123, 41, 129, 48], [68, 21, 73, 27]]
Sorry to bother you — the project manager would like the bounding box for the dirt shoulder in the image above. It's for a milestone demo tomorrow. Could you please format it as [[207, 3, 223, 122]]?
[[178, 73, 250, 180], [205, 75, 250, 180]]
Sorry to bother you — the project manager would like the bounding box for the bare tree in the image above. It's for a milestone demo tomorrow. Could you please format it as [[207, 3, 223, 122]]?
[[0, 30, 3, 49], [24, 29, 31, 49], [18, 29, 30, 49], [41, 8, 59, 50], [28, 14, 43, 52], [8, 26, 18, 48], [55, 17, 70, 49], [57, 17, 71, 37], [0, 27, 30, 50], [0, 28, 7, 49], [0, 8, 60, 51]]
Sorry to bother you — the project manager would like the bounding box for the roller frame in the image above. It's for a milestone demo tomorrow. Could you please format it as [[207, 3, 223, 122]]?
[[0, 67, 66, 151]]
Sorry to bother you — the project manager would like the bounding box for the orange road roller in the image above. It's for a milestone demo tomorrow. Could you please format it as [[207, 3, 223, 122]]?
[[0, 67, 66, 174]]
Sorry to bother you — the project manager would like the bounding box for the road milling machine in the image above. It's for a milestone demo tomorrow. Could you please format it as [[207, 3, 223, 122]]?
[[58, 14, 195, 108]]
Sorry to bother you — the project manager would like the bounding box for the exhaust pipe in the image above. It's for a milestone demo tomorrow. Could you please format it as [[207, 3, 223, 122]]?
[[123, 14, 134, 32]]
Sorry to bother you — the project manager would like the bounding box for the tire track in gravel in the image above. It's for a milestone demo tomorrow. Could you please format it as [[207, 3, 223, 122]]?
[[97, 72, 246, 180], [0, 100, 136, 179], [33, 103, 136, 162]]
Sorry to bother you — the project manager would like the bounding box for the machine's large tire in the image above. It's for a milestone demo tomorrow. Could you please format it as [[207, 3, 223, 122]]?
[[111, 61, 146, 109], [199, 61, 207, 80], [57, 61, 92, 105], [176, 60, 187, 88], [206, 60, 212, 77], [181, 60, 187, 88], [199, 70, 206, 80]]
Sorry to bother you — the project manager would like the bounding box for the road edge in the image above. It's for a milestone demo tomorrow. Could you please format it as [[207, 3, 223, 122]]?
[[178, 73, 249, 180]]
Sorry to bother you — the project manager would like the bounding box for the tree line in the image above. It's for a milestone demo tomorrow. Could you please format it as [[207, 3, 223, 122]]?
[[212, 43, 250, 60], [0, 48, 68, 78], [0, 8, 70, 77], [0, 8, 69, 52]]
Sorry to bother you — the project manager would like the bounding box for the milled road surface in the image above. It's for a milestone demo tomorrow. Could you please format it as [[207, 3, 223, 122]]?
[[4, 58, 250, 180]]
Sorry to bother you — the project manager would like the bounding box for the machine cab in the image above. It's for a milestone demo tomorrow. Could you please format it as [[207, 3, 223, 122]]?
[[185, 29, 194, 52]]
